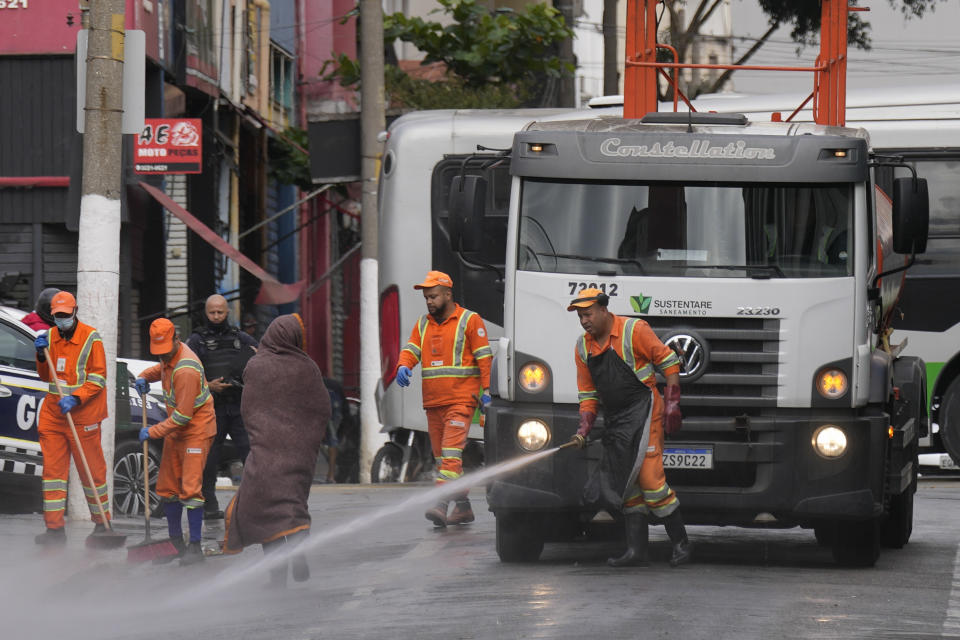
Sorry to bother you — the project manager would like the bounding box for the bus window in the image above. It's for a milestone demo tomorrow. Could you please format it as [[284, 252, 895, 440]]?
[[430, 156, 510, 326]]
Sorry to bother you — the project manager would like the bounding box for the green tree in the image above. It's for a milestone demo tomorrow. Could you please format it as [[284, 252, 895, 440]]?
[[323, 0, 574, 109]]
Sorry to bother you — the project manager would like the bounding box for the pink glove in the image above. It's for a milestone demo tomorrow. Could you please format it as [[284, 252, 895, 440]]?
[[577, 411, 597, 437], [663, 384, 682, 435]]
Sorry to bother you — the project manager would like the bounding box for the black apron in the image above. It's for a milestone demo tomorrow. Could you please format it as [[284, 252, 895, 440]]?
[[581, 348, 654, 513]]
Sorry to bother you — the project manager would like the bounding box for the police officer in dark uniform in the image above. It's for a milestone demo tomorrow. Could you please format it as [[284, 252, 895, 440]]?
[[186, 294, 257, 519]]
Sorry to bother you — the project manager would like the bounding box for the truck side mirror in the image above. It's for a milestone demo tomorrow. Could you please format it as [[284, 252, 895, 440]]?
[[448, 175, 486, 253], [892, 177, 929, 254]]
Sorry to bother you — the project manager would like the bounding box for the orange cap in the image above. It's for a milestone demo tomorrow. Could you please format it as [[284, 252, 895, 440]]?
[[413, 270, 453, 290], [567, 287, 607, 312], [49, 291, 77, 315], [149, 318, 177, 354]]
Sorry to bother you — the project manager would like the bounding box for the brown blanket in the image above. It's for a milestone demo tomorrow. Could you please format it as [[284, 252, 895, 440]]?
[[223, 314, 330, 552]]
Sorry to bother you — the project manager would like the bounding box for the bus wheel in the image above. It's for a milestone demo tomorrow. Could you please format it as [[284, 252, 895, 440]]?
[[940, 378, 960, 466], [496, 513, 544, 563], [831, 519, 880, 567]]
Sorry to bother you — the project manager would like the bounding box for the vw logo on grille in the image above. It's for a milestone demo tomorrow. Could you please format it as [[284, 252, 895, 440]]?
[[664, 332, 709, 382]]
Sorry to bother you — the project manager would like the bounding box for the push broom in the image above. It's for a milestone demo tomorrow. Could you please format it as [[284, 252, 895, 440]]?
[[126, 391, 179, 563], [44, 348, 127, 549]]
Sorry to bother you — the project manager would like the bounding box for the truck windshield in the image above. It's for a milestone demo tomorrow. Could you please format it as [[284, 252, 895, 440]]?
[[518, 179, 853, 278]]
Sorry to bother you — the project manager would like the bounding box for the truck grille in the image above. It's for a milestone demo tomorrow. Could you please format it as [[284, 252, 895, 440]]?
[[644, 316, 781, 409]]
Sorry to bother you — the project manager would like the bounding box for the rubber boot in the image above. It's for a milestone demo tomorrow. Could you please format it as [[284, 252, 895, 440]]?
[[447, 499, 475, 525], [608, 512, 649, 567], [153, 536, 186, 565], [35, 527, 67, 546], [262, 538, 288, 588], [154, 502, 185, 565], [288, 531, 310, 583], [180, 541, 205, 566], [664, 511, 693, 567], [424, 501, 448, 528], [186, 507, 203, 544]]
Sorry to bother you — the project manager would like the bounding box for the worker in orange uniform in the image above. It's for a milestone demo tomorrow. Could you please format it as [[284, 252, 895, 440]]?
[[394, 271, 493, 527], [567, 288, 692, 568], [33, 291, 111, 545], [135, 318, 216, 565]]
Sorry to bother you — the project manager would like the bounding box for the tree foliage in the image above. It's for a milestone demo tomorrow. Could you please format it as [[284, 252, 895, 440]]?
[[384, 0, 574, 87], [321, 0, 573, 110], [268, 127, 312, 192]]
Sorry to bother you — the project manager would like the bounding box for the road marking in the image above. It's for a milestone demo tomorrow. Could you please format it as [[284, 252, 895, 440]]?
[[943, 543, 960, 637]]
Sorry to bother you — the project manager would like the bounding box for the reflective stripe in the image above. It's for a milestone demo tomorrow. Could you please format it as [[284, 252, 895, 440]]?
[[87, 373, 106, 388], [452, 311, 474, 367], [578, 390, 599, 402], [473, 345, 492, 359], [402, 342, 422, 360], [643, 483, 673, 504], [44, 499, 67, 511], [82, 484, 108, 498], [172, 411, 191, 426], [576, 335, 589, 364], [441, 447, 463, 459], [43, 479, 68, 491], [422, 366, 481, 379], [416, 316, 429, 349], [182, 499, 205, 508], [648, 495, 679, 517], [655, 350, 680, 372], [49, 331, 102, 394], [621, 319, 658, 384], [438, 469, 460, 480], [164, 357, 210, 412]]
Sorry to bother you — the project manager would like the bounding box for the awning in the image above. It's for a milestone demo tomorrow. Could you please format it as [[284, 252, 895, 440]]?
[[139, 181, 304, 305]]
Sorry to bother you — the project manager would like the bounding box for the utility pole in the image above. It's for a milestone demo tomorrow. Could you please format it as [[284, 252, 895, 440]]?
[[358, 0, 386, 482], [71, 0, 125, 519]]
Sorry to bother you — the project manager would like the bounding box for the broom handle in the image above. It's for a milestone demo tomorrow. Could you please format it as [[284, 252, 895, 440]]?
[[44, 347, 114, 532], [142, 392, 151, 540]]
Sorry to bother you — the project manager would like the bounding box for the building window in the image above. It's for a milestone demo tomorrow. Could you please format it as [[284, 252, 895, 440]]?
[[271, 44, 295, 123]]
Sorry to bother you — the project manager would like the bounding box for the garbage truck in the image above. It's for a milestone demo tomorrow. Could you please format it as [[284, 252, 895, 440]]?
[[464, 0, 929, 566]]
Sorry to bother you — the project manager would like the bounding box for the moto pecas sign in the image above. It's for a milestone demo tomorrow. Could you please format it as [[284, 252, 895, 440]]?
[[134, 118, 203, 175]]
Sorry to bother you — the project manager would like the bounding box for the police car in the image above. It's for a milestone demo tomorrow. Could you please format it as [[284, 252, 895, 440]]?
[[0, 308, 166, 516]]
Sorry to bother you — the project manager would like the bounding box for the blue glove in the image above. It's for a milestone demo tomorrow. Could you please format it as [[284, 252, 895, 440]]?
[[396, 366, 412, 388], [138, 427, 151, 443], [58, 395, 80, 414], [134, 377, 149, 396], [35, 332, 49, 359], [480, 391, 492, 408]]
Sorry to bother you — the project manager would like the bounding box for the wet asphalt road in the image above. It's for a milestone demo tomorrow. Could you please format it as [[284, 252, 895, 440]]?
[[2, 477, 960, 640]]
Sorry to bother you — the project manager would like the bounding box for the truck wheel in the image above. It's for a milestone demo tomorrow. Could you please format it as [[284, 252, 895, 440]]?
[[882, 484, 915, 549], [813, 523, 836, 547], [495, 513, 544, 563], [113, 440, 161, 516], [371, 442, 421, 483], [940, 377, 960, 466], [831, 519, 880, 567]]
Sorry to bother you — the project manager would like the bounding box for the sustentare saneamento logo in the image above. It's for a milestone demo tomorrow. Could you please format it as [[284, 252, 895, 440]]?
[[630, 294, 652, 314]]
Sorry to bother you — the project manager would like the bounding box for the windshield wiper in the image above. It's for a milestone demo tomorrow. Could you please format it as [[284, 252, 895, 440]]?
[[539, 252, 645, 274], [677, 263, 786, 278]]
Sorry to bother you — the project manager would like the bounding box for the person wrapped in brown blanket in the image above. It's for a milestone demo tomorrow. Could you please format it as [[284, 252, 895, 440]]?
[[222, 314, 330, 587]]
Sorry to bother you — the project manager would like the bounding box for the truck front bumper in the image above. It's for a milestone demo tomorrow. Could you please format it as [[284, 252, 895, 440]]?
[[484, 400, 891, 527]]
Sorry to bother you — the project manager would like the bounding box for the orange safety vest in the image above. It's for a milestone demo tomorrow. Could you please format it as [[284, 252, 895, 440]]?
[[141, 343, 216, 439], [397, 304, 492, 408], [575, 314, 680, 415], [36, 321, 109, 428]]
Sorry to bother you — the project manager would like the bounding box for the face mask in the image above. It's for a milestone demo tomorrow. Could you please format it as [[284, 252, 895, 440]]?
[[55, 316, 75, 332]]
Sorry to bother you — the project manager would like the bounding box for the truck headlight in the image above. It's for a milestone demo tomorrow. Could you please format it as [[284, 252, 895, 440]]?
[[517, 419, 550, 451], [519, 362, 549, 393], [812, 425, 847, 458], [816, 367, 848, 399]]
